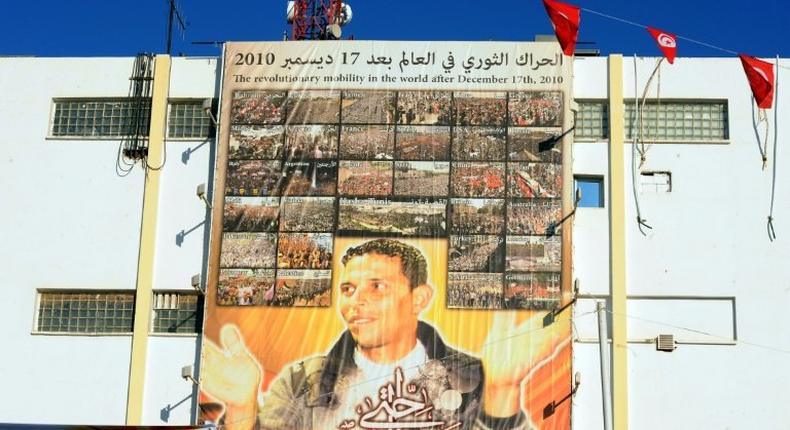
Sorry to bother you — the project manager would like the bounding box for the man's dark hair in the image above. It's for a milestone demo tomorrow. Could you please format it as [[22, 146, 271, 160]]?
[[341, 239, 428, 289]]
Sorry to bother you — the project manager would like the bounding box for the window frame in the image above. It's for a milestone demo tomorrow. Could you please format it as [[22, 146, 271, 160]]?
[[624, 98, 730, 144], [47, 97, 152, 140], [149, 290, 204, 337], [574, 175, 606, 208], [32, 289, 136, 336], [574, 99, 610, 141], [166, 98, 216, 141]]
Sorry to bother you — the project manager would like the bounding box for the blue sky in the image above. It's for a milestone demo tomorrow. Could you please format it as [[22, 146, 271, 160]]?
[[1, 0, 787, 58]]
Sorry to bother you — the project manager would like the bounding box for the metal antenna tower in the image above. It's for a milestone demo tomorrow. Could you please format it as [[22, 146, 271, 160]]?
[[289, 0, 345, 40]]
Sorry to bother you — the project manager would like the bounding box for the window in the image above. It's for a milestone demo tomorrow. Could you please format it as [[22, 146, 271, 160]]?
[[640, 171, 672, 193], [574, 176, 604, 208], [574, 100, 609, 139], [36, 291, 135, 334], [625, 101, 728, 141], [168, 100, 214, 139], [51, 98, 151, 138], [151, 292, 203, 334]]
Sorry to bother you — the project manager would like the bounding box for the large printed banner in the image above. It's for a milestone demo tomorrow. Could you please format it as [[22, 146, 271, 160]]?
[[201, 41, 574, 430]]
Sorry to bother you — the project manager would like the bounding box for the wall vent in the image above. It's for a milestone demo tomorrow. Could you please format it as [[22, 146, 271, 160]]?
[[656, 334, 677, 352]]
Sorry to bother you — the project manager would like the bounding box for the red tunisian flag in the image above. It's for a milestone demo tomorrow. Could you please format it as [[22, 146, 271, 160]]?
[[739, 54, 775, 109], [646, 27, 677, 64], [543, 0, 581, 56]]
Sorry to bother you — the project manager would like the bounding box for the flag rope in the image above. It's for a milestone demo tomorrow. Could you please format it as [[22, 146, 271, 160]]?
[[580, 6, 790, 71]]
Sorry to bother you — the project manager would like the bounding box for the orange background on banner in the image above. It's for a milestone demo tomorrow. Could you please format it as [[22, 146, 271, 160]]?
[[203, 236, 571, 428]]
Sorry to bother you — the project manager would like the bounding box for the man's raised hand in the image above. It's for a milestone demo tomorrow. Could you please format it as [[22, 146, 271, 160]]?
[[202, 324, 262, 409], [480, 312, 570, 417]]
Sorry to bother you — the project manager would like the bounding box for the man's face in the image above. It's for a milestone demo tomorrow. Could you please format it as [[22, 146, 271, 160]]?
[[338, 253, 419, 349]]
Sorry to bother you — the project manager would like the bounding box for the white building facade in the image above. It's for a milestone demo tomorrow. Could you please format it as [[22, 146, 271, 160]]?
[[0, 53, 788, 429]]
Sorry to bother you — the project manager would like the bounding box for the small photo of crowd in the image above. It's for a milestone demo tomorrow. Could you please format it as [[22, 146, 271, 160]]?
[[451, 162, 506, 198], [397, 91, 453, 125], [338, 161, 393, 197], [284, 90, 341, 124], [217, 269, 275, 306], [507, 128, 562, 163], [273, 270, 332, 307], [507, 162, 562, 199], [450, 198, 505, 235], [341, 91, 397, 124], [223, 197, 280, 232], [229, 125, 284, 160], [453, 92, 507, 126], [446, 272, 503, 310], [280, 161, 337, 196], [220, 232, 277, 269], [507, 199, 562, 235], [394, 126, 451, 161], [504, 272, 561, 310], [508, 91, 562, 127], [225, 160, 282, 197], [340, 125, 395, 160], [279, 197, 335, 232], [394, 161, 450, 197], [448, 235, 505, 273], [230, 91, 286, 124], [452, 126, 506, 161], [277, 232, 333, 270], [505, 235, 561, 272], [284, 125, 338, 159], [337, 198, 447, 237]]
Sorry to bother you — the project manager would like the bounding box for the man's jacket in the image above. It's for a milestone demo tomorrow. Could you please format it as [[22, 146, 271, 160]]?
[[256, 321, 528, 430]]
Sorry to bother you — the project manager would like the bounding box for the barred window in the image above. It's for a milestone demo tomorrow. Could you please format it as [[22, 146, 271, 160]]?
[[626, 101, 728, 141], [168, 100, 213, 139], [51, 99, 151, 138], [151, 292, 203, 334], [574, 100, 609, 139], [36, 291, 135, 334]]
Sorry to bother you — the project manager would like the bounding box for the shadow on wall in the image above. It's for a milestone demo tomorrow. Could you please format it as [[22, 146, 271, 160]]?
[[160, 393, 194, 423]]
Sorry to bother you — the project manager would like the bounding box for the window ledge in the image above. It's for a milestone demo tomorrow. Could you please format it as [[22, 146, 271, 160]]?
[[45, 135, 144, 141], [149, 332, 201, 337], [31, 331, 133, 337], [624, 139, 730, 145]]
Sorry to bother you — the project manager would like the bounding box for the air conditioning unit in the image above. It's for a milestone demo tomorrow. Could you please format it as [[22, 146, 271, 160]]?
[[656, 334, 676, 352]]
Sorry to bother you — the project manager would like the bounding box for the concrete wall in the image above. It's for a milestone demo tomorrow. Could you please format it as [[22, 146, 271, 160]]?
[[0, 57, 142, 424], [142, 56, 219, 426], [0, 56, 219, 425], [571, 56, 790, 429]]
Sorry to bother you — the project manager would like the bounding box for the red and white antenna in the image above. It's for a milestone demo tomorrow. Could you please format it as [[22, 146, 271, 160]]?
[[287, 0, 352, 40]]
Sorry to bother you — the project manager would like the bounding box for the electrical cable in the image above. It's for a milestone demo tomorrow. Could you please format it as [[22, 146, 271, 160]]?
[[767, 55, 779, 241], [580, 5, 790, 72], [637, 57, 663, 166], [601, 308, 790, 355], [631, 56, 652, 235]]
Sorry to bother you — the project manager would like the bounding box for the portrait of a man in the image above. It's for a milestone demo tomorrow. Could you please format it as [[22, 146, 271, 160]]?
[[202, 238, 568, 430]]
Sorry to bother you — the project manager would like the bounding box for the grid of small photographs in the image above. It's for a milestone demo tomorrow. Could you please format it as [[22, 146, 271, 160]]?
[[221, 89, 564, 310], [221, 90, 338, 308], [447, 90, 563, 311]]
